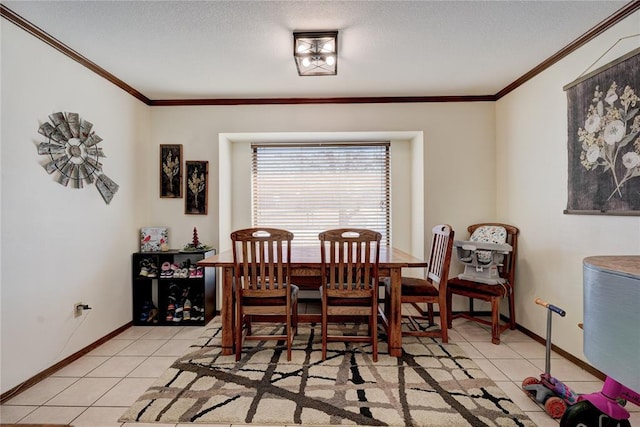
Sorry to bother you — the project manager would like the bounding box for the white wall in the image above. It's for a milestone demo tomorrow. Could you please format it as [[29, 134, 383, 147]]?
[[1, 22, 150, 392], [148, 102, 497, 270], [496, 11, 640, 362]]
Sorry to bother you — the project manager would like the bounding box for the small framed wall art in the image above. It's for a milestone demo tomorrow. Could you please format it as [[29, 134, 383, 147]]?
[[160, 144, 182, 198], [140, 227, 169, 252], [185, 160, 208, 215]]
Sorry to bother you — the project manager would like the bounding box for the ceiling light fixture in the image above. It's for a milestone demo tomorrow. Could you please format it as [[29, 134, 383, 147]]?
[[293, 31, 338, 76]]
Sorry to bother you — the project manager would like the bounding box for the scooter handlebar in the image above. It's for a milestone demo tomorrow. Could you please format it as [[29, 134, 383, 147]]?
[[534, 298, 566, 317]]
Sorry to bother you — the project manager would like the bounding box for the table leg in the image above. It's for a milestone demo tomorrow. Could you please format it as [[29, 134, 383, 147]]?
[[388, 267, 403, 357], [221, 266, 234, 355]]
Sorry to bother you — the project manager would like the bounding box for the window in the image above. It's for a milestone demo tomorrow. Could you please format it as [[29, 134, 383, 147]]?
[[252, 143, 391, 246]]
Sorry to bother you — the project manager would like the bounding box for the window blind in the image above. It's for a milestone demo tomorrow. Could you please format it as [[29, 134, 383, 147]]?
[[252, 143, 391, 246]]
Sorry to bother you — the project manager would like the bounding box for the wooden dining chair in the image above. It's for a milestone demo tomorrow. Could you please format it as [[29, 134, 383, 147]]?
[[446, 223, 519, 344], [319, 228, 381, 362], [381, 224, 454, 343], [231, 227, 298, 361]]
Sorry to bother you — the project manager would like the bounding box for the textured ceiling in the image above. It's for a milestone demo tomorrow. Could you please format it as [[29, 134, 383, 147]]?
[[2, 1, 635, 100]]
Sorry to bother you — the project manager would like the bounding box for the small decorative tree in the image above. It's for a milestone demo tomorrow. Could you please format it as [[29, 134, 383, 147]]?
[[191, 227, 200, 248], [183, 227, 211, 251]]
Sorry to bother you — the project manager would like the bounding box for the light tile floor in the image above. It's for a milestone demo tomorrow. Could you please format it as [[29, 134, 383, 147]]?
[[1, 313, 638, 426]]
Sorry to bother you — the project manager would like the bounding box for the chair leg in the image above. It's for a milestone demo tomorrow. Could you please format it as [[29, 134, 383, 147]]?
[[371, 304, 378, 362], [438, 297, 448, 344], [427, 303, 434, 325], [490, 297, 501, 345], [469, 297, 475, 317], [508, 287, 516, 330], [440, 319, 448, 343], [285, 296, 299, 362], [286, 316, 292, 361], [231, 290, 237, 357], [235, 303, 243, 362], [446, 290, 453, 329], [321, 300, 328, 361]]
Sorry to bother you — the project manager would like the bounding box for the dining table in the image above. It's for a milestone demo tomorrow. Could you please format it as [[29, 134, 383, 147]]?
[[198, 245, 428, 357]]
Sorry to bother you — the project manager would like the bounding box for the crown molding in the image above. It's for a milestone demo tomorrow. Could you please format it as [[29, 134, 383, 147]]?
[[2, 2, 638, 106], [0, 4, 151, 105], [495, 0, 640, 100], [149, 95, 496, 106]]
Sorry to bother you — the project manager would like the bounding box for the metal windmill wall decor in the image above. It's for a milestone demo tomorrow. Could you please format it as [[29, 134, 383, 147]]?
[[36, 112, 119, 204]]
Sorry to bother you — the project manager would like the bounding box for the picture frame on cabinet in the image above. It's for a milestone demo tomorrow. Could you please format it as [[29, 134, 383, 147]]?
[[140, 227, 169, 252], [185, 160, 208, 215], [160, 144, 182, 198]]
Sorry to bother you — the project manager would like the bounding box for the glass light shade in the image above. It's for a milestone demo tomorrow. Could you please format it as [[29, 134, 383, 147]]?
[[293, 31, 338, 76]]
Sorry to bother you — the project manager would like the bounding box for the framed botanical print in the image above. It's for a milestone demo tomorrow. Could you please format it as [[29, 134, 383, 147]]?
[[160, 144, 182, 198], [185, 160, 208, 215], [565, 47, 640, 215]]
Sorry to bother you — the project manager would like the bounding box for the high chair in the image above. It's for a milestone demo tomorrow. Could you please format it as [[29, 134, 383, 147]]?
[[446, 223, 519, 344]]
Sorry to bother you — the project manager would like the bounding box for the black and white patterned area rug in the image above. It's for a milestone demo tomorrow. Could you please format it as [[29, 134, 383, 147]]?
[[120, 322, 535, 426]]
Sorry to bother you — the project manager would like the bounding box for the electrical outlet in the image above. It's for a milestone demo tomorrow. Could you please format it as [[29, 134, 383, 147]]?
[[74, 302, 83, 317]]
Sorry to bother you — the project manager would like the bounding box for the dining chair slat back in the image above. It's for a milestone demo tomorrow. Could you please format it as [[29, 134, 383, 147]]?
[[231, 227, 298, 361], [382, 224, 454, 343], [319, 228, 381, 362]]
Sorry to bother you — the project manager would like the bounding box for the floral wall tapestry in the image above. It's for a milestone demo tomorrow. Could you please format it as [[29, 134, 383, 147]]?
[[565, 47, 640, 214]]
